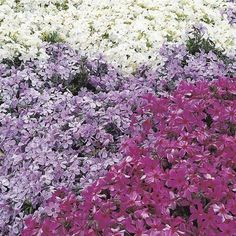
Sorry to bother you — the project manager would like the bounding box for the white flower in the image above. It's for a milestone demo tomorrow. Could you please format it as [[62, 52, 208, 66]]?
[[0, 0, 235, 72], [213, 204, 233, 222]]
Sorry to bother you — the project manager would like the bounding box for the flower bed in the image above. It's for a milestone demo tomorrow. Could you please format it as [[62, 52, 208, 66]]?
[[22, 77, 236, 235], [0, 43, 157, 235], [0, 0, 235, 72], [0, 23, 235, 235], [0, 4, 236, 232]]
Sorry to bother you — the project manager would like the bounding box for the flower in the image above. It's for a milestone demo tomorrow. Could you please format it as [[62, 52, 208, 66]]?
[[0, 0, 235, 72], [21, 76, 236, 236]]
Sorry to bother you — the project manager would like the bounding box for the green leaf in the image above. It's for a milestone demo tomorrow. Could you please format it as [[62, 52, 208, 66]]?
[[41, 31, 64, 43]]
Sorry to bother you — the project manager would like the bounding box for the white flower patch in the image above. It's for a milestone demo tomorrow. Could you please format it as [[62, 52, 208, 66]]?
[[0, 0, 235, 72]]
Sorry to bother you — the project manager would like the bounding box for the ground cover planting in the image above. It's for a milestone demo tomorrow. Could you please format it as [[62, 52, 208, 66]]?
[[0, 0, 236, 235], [0, 0, 235, 72], [22, 77, 236, 236]]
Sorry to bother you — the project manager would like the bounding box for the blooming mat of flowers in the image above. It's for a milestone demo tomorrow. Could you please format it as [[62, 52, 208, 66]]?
[[21, 77, 236, 236], [0, 38, 235, 235], [0, 0, 236, 235], [0, 0, 236, 72], [0, 44, 153, 235]]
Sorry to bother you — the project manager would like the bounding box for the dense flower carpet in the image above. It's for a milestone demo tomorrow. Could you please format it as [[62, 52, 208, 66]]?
[[0, 0, 236, 235]]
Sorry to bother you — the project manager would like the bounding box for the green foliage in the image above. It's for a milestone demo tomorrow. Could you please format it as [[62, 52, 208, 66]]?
[[146, 40, 152, 48], [102, 32, 109, 39], [170, 205, 191, 220], [186, 27, 233, 66], [88, 22, 96, 33], [66, 57, 93, 95], [1, 55, 22, 68], [201, 14, 215, 24], [175, 12, 187, 21], [186, 27, 224, 58], [228, 122, 236, 136], [41, 31, 64, 43], [145, 15, 155, 21], [21, 200, 36, 215], [55, 0, 69, 10]]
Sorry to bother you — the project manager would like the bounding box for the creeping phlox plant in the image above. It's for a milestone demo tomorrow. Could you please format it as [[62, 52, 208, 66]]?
[[0, 0, 235, 72], [22, 77, 236, 235], [0, 38, 235, 235], [0, 43, 161, 235], [0, 41, 235, 235], [157, 43, 235, 93]]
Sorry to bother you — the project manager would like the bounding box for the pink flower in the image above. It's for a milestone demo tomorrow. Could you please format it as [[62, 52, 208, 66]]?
[[21, 77, 236, 236], [218, 221, 236, 236], [161, 224, 185, 236], [125, 219, 149, 236], [21, 217, 39, 236], [94, 209, 112, 229], [41, 219, 60, 236], [167, 168, 186, 190]]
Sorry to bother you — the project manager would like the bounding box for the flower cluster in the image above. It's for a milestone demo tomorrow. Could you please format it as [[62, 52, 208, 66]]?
[[0, 0, 235, 72], [0, 43, 161, 235], [22, 77, 236, 235], [22, 189, 81, 236], [224, 6, 236, 25], [0, 0, 235, 235], [156, 41, 235, 92], [0, 40, 235, 235], [0, 38, 235, 234]]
